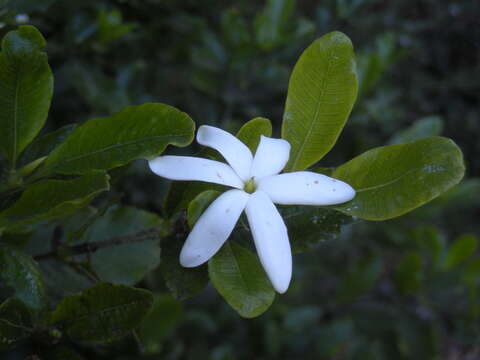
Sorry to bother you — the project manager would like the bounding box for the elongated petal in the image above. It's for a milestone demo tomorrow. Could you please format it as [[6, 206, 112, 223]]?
[[258, 171, 355, 205], [197, 125, 253, 181], [250, 136, 291, 179], [149, 156, 243, 188], [180, 189, 250, 267], [245, 191, 292, 293]]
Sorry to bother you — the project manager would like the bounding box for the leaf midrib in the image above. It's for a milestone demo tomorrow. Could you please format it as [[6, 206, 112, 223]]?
[[356, 167, 420, 193], [45, 133, 190, 171], [288, 46, 335, 171]]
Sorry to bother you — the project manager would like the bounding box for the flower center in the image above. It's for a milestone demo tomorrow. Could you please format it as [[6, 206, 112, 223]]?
[[243, 177, 257, 194]]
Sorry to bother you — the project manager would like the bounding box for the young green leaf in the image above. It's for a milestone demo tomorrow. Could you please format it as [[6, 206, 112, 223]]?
[[236, 117, 273, 153], [41, 103, 195, 175], [0, 245, 47, 310], [333, 137, 465, 220], [0, 298, 33, 350], [209, 242, 275, 318], [50, 283, 153, 344], [282, 31, 358, 171], [0, 26, 53, 166], [0, 172, 109, 230], [79, 206, 166, 285]]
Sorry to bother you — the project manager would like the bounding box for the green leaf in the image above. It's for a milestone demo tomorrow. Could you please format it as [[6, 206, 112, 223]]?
[[254, 0, 295, 50], [333, 137, 465, 220], [187, 190, 220, 229], [389, 116, 444, 145], [18, 124, 76, 167], [280, 206, 353, 253], [395, 252, 423, 294], [79, 206, 166, 285], [282, 32, 358, 171], [0, 172, 109, 229], [236, 117, 273, 153], [444, 234, 478, 270], [0, 26, 54, 166], [209, 242, 275, 318], [41, 103, 194, 175], [50, 282, 153, 344], [159, 236, 209, 301], [0, 298, 33, 350], [0, 245, 47, 310], [138, 294, 183, 354]]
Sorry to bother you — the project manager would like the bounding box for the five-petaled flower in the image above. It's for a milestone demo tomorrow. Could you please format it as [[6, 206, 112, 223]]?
[[149, 126, 355, 293]]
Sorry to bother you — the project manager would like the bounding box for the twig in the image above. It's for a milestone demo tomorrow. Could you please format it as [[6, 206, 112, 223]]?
[[34, 228, 160, 261]]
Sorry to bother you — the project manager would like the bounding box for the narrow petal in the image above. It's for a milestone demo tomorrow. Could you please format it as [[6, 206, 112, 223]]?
[[257, 171, 355, 205], [245, 191, 292, 293], [197, 125, 253, 181], [180, 189, 250, 267], [250, 136, 291, 179], [149, 156, 243, 189]]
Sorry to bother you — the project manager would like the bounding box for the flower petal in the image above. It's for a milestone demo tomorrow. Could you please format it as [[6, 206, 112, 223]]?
[[180, 189, 250, 267], [257, 171, 355, 205], [250, 136, 291, 179], [245, 191, 292, 293], [149, 156, 243, 189], [197, 125, 253, 181]]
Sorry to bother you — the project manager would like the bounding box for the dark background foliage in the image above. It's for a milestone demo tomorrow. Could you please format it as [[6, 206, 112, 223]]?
[[1, 0, 479, 359]]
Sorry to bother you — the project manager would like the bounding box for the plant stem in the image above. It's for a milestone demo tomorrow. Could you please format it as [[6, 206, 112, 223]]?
[[34, 227, 160, 261]]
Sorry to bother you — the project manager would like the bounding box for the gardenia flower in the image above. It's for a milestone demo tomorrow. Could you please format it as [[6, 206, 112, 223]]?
[[149, 126, 355, 293]]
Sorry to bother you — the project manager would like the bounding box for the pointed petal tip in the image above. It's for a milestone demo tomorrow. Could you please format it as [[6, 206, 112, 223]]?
[[272, 278, 290, 294], [179, 248, 206, 268]]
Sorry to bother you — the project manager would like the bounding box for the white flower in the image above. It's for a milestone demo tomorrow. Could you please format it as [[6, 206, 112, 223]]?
[[149, 126, 355, 293]]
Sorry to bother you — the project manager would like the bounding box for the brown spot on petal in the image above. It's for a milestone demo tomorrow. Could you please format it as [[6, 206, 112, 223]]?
[[314, 180, 319, 184]]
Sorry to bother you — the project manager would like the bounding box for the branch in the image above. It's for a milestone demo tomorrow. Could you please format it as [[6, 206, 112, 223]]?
[[34, 227, 160, 261]]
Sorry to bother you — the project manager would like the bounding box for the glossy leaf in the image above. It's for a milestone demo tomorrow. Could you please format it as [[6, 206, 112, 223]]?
[[280, 206, 353, 253], [0, 26, 53, 166], [0, 172, 109, 229], [79, 206, 166, 285], [50, 283, 153, 344], [236, 117, 273, 153], [333, 137, 465, 220], [444, 234, 478, 270], [282, 32, 358, 171], [159, 236, 209, 301], [42, 103, 195, 175], [0, 298, 33, 350], [0, 245, 47, 310], [209, 242, 275, 318]]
